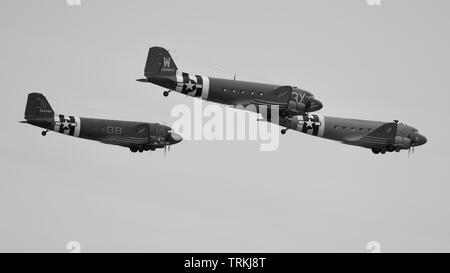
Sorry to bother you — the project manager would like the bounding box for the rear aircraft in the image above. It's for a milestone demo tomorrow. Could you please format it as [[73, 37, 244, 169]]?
[[137, 46, 323, 119], [21, 93, 182, 153]]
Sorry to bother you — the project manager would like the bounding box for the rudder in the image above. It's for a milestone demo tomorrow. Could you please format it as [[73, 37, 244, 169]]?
[[144, 46, 178, 78], [25, 93, 54, 120]]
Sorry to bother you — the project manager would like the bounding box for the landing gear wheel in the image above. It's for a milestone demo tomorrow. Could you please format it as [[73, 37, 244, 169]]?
[[163, 91, 169, 97], [130, 147, 138, 153], [41, 130, 47, 136], [281, 129, 287, 135], [372, 148, 380, 154], [138, 147, 144, 153]]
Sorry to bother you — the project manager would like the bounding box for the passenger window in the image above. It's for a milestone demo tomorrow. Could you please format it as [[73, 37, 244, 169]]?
[[259, 92, 264, 96], [115, 127, 122, 135], [107, 126, 113, 134], [241, 90, 245, 94], [223, 88, 227, 92], [232, 89, 236, 93], [250, 91, 254, 95]]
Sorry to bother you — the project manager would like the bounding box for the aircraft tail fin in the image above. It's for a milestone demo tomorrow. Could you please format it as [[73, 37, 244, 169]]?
[[144, 46, 178, 78], [24, 93, 55, 120]]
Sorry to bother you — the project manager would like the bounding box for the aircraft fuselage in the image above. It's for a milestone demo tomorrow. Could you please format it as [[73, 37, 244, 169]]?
[[22, 93, 182, 153], [280, 115, 427, 154]]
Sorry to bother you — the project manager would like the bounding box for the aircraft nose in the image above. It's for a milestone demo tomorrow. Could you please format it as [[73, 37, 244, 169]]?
[[415, 133, 427, 146], [307, 99, 323, 112], [169, 131, 183, 144]]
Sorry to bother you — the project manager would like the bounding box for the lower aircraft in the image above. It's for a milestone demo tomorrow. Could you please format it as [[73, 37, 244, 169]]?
[[21, 93, 183, 153], [279, 115, 427, 154]]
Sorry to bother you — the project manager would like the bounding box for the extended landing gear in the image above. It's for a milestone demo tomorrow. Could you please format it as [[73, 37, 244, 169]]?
[[41, 130, 49, 136], [372, 148, 386, 155], [281, 129, 288, 135], [163, 90, 173, 97], [130, 146, 154, 153]]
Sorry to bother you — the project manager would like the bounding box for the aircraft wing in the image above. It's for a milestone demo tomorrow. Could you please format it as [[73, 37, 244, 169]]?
[[343, 122, 397, 147], [250, 85, 293, 108], [99, 136, 149, 147]]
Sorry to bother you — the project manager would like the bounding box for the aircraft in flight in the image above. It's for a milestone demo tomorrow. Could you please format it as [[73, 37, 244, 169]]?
[[21, 93, 182, 153], [279, 114, 427, 154], [137, 46, 323, 119]]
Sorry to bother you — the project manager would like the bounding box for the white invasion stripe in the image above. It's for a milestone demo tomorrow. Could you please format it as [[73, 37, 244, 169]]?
[[318, 115, 325, 137], [175, 74, 183, 93], [201, 76, 210, 100], [74, 116, 81, 137], [53, 115, 60, 132]]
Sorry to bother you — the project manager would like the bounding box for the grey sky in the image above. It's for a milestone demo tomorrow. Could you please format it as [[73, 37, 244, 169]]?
[[0, 0, 449, 252]]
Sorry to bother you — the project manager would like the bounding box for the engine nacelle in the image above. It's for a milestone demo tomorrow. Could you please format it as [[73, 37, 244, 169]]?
[[286, 100, 306, 116], [395, 136, 411, 149]]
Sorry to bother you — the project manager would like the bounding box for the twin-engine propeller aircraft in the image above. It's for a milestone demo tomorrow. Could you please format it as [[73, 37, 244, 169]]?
[[280, 115, 427, 154], [21, 93, 182, 153], [137, 46, 323, 118]]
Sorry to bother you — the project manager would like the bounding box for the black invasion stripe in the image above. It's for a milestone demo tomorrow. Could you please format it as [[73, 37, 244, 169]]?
[[69, 116, 75, 136], [265, 105, 272, 122], [195, 75, 203, 97], [181, 72, 190, 94], [312, 115, 319, 136], [59, 115, 65, 133]]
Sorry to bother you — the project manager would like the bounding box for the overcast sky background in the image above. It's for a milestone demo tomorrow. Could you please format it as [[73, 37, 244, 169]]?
[[0, 0, 449, 252]]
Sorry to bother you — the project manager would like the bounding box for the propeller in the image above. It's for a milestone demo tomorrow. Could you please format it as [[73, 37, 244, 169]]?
[[408, 129, 418, 155], [164, 142, 172, 157]]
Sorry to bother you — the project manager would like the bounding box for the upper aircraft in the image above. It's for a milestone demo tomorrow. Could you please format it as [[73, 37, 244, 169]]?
[[137, 46, 323, 118]]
